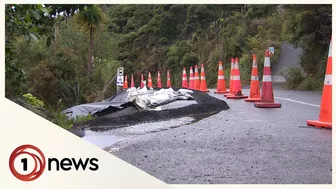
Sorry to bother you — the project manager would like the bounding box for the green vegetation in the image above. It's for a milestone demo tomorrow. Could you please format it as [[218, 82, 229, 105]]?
[[282, 67, 305, 90], [50, 111, 94, 130], [21, 92, 94, 130], [22, 93, 45, 107], [5, 4, 331, 129]]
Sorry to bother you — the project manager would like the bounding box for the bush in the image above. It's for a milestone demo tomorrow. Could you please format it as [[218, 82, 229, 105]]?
[[47, 100, 94, 130], [181, 52, 199, 67], [51, 112, 74, 130], [298, 76, 323, 91], [282, 67, 305, 89], [22, 93, 45, 107], [51, 111, 94, 130]]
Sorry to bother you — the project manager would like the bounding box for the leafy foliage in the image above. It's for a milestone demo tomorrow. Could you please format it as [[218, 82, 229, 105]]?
[[22, 93, 45, 107], [74, 5, 105, 74], [5, 4, 332, 129], [51, 112, 94, 130], [282, 67, 305, 89]]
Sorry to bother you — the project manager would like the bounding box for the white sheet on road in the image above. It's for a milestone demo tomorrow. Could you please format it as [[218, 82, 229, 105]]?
[[62, 84, 194, 120], [126, 87, 194, 109]]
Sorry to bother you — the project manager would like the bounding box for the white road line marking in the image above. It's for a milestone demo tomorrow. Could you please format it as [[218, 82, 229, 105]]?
[[274, 97, 320, 107]]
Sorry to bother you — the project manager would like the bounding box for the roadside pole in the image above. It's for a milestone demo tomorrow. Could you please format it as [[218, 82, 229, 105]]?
[[116, 67, 124, 94]]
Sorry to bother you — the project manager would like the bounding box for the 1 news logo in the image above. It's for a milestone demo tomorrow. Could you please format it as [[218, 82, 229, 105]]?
[[9, 144, 99, 182]]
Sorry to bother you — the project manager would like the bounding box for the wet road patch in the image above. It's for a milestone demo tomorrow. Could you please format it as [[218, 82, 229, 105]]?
[[71, 90, 229, 138]]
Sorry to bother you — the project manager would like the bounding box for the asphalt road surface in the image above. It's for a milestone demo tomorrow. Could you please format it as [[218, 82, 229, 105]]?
[[102, 86, 332, 184]]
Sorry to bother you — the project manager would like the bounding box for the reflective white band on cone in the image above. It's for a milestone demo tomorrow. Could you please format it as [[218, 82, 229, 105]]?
[[218, 76, 225, 79], [201, 76, 205, 80], [252, 61, 257, 68], [262, 75, 272, 82], [182, 78, 187, 80], [264, 57, 270, 67], [324, 74, 332, 85], [219, 65, 223, 70], [232, 76, 240, 80], [251, 76, 259, 80]]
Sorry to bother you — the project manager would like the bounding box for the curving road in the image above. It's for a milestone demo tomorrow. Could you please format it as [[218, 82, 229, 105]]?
[[103, 86, 331, 184]]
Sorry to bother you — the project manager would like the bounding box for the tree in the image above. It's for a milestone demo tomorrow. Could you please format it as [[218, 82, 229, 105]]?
[[5, 4, 89, 96], [74, 5, 105, 75]]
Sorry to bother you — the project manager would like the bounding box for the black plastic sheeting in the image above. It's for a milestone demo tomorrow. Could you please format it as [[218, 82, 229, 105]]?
[[62, 90, 134, 120], [62, 88, 194, 120], [71, 90, 230, 133]]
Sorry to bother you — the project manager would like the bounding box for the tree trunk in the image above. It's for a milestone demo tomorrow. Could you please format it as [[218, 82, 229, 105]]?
[[87, 28, 94, 75], [53, 23, 60, 55]]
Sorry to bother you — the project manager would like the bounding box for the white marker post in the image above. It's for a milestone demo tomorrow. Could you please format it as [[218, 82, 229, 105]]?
[[116, 67, 124, 94]]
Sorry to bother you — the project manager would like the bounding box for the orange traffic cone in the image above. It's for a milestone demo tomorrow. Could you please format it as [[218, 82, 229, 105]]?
[[130, 74, 134, 88], [254, 50, 281, 108], [215, 60, 228, 94], [147, 72, 153, 88], [189, 66, 194, 90], [226, 58, 248, 99], [182, 67, 188, 88], [140, 73, 144, 88], [224, 58, 235, 97], [123, 74, 128, 89], [307, 38, 332, 129], [157, 70, 162, 88], [200, 63, 209, 92], [194, 65, 200, 90], [245, 54, 261, 102], [166, 69, 172, 88]]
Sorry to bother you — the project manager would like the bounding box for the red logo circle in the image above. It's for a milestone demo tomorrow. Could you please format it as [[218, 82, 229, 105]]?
[[9, 144, 46, 181]]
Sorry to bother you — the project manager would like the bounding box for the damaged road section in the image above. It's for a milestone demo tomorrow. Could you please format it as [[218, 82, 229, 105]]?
[[68, 87, 230, 137], [63, 87, 197, 119]]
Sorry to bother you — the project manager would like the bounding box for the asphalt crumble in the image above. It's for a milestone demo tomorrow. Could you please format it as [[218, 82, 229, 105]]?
[[70, 89, 230, 137]]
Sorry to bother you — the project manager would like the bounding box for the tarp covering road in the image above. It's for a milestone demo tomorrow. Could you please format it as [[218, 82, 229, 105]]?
[[62, 87, 194, 120]]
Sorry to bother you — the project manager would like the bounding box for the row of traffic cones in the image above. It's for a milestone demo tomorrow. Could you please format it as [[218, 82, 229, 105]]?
[[123, 70, 172, 89], [221, 51, 280, 108], [215, 40, 332, 129], [124, 63, 211, 92], [181, 64, 209, 92], [122, 39, 332, 129]]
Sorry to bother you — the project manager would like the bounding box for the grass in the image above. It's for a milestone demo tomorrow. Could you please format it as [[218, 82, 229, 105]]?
[[281, 66, 323, 91], [22, 93, 94, 130], [50, 111, 94, 130]]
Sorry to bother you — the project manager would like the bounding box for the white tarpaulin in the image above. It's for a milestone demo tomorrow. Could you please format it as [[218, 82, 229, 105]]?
[[126, 87, 193, 109], [62, 81, 194, 120]]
